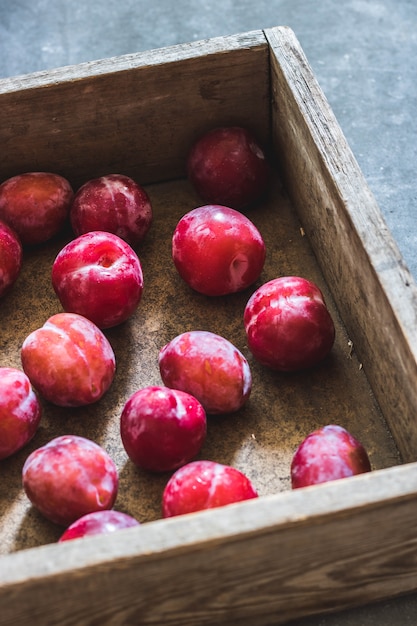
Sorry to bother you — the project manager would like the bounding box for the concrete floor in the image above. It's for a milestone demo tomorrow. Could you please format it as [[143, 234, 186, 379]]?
[[1, 1, 417, 624]]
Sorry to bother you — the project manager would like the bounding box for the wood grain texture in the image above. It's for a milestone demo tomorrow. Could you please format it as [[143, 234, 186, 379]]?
[[1, 464, 417, 626], [265, 26, 417, 463], [0, 31, 270, 188]]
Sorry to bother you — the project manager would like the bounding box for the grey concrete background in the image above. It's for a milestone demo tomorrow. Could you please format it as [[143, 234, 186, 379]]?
[[1, 1, 416, 624]]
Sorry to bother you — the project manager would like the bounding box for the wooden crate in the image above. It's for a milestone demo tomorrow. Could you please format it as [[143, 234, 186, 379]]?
[[1, 26, 417, 626]]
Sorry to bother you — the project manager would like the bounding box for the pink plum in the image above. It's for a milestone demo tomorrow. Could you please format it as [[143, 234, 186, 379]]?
[[120, 386, 207, 472], [51, 230, 144, 329], [291, 424, 372, 488], [0, 172, 73, 245], [244, 276, 335, 371], [22, 435, 118, 526], [172, 204, 266, 296], [187, 126, 270, 209], [0, 219, 22, 298], [70, 173, 152, 247], [162, 459, 258, 517], [0, 367, 41, 460], [59, 510, 139, 542], [158, 330, 251, 414], [21, 312, 116, 407]]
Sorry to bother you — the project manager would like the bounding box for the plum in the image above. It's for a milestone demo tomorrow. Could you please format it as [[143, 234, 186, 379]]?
[[70, 173, 152, 247], [0, 171, 73, 245], [0, 367, 41, 460], [52, 230, 144, 329], [0, 219, 22, 298], [120, 386, 207, 472], [22, 435, 119, 526], [291, 424, 372, 488], [159, 330, 251, 414], [244, 276, 335, 371], [21, 312, 116, 407], [172, 204, 266, 296], [162, 459, 258, 517], [59, 510, 139, 542], [187, 126, 270, 209]]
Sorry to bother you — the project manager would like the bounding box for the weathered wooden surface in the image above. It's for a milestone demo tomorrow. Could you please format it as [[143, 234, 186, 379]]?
[[0, 31, 270, 188], [265, 26, 417, 463], [2, 464, 417, 626], [0, 26, 417, 626]]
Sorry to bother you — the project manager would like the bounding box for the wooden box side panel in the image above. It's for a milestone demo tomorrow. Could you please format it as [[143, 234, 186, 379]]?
[[0, 31, 270, 188], [265, 26, 417, 462], [2, 465, 417, 626]]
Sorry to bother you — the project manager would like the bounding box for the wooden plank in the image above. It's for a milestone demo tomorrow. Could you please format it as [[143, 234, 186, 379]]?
[[1, 464, 417, 625], [0, 31, 270, 189], [265, 26, 417, 462]]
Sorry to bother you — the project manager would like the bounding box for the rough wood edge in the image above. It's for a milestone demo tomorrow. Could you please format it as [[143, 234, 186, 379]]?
[[2, 464, 417, 625], [0, 30, 266, 93], [0, 30, 270, 187], [265, 26, 417, 462]]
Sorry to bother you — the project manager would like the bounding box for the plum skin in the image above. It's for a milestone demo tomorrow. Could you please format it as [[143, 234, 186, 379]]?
[[172, 204, 266, 296], [22, 435, 119, 526], [162, 460, 258, 517], [0, 367, 41, 460], [291, 424, 372, 488], [159, 330, 252, 414], [244, 276, 335, 371], [187, 126, 270, 210], [59, 510, 139, 542], [0, 171, 73, 246], [51, 230, 144, 329], [21, 312, 116, 407], [0, 220, 22, 298], [70, 173, 153, 247], [120, 386, 207, 472]]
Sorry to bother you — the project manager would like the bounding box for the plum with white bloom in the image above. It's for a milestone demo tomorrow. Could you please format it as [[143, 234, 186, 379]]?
[[0, 367, 41, 460], [70, 173, 152, 247], [162, 460, 258, 517], [21, 312, 116, 407], [159, 330, 252, 414], [22, 435, 119, 526], [59, 510, 140, 542]]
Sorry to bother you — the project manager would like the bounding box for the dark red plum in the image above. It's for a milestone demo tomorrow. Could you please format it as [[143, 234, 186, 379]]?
[[120, 386, 207, 472], [291, 424, 372, 488], [187, 126, 270, 209], [0, 172, 73, 245], [0, 220, 22, 298], [52, 231, 144, 329], [70, 174, 152, 247], [244, 276, 335, 371], [172, 204, 265, 296]]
